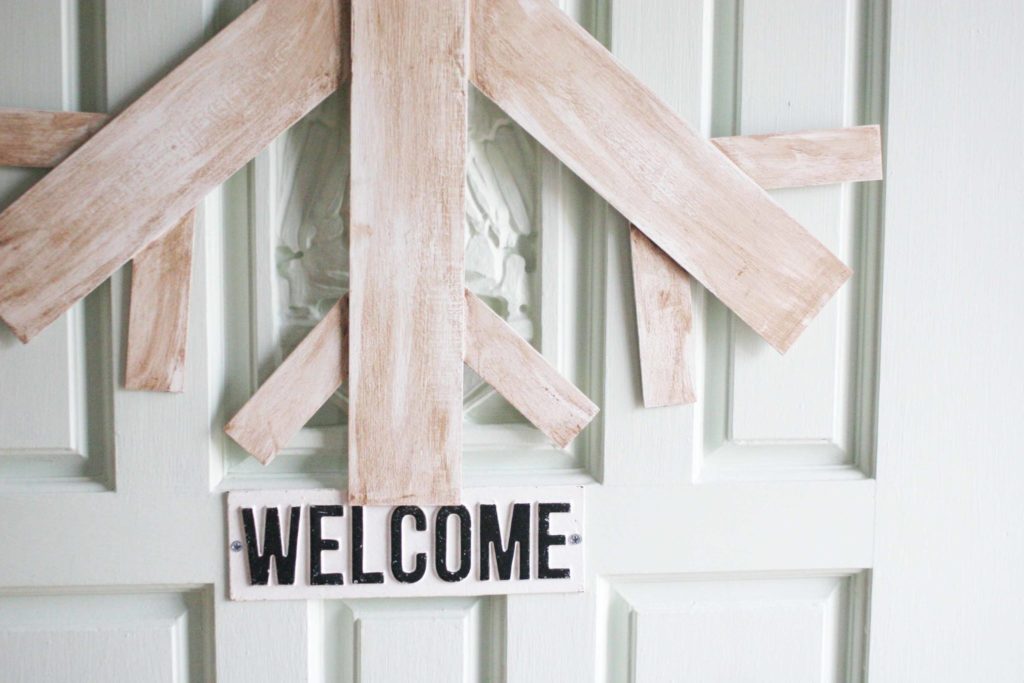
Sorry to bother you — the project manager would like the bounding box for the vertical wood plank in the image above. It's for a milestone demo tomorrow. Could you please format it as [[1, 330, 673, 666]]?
[[629, 226, 696, 407], [348, 0, 467, 504], [124, 211, 196, 392]]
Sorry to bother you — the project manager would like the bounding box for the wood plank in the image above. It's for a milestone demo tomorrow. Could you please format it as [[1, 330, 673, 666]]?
[[0, 108, 107, 167], [225, 291, 597, 464], [631, 126, 884, 407], [347, 0, 466, 505], [629, 226, 696, 407], [124, 211, 196, 392], [0, 0, 346, 342], [225, 295, 349, 465], [711, 125, 883, 190], [464, 290, 598, 448], [470, 0, 851, 353], [0, 108, 196, 393]]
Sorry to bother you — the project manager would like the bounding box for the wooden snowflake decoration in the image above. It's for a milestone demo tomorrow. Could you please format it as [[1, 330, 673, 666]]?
[[0, 0, 881, 505]]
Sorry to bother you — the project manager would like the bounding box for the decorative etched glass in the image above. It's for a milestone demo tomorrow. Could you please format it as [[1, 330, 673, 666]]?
[[271, 87, 539, 424]]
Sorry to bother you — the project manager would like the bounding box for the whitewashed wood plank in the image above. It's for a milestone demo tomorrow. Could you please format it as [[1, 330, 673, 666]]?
[[629, 226, 696, 407], [124, 211, 196, 392], [712, 125, 882, 190], [0, 0, 346, 342], [470, 0, 852, 353], [225, 295, 349, 465], [464, 289, 598, 447], [348, 0, 466, 505], [0, 109, 107, 167], [0, 107, 198, 394]]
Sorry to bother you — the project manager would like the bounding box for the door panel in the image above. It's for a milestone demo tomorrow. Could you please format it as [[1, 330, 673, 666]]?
[[0, 0, 1019, 681]]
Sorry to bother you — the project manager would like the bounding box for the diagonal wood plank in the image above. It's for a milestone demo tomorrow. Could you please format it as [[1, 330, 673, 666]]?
[[225, 291, 596, 464], [711, 125, 883, 190], [125, 211, 196, 393], [470, 0, 851, 353], [464, 290, 598, 448], [0, 0, 346, 343], [0, 109, 108, 168], [0, 108, 198, 393], [347, 0, 467, 505], [225, 295, 350, 465], [631, 126, 884, 407]]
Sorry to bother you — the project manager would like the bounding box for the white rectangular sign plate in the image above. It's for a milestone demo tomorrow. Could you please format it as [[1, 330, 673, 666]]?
[[227, 486, 585, 600]]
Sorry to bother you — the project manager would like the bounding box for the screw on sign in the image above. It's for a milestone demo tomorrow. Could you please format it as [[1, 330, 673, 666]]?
[[0, 0, 880, 507]]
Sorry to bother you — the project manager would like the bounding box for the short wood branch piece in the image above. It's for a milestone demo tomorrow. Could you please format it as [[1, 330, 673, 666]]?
[[471, 0, 851, 353], [631, 125, 884, 407], [225, 291, 597, 466], [0, 0, 346, 342], [0, 109, 107, 167], [125, 211, 196, 392], [630, 226, 696, 407], [225, 295, 350, 464]]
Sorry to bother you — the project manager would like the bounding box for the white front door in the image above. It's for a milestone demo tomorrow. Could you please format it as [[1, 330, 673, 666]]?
[[1, 1, 1021, 682]]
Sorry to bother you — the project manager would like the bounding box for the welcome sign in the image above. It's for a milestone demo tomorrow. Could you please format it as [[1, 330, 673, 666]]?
[[227, 487, 585, 600]]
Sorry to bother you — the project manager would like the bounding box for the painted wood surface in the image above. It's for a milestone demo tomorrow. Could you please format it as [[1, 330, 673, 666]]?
[[631, 126, 883, 407], [348, 0, 466, 505], [711, 125, 882, 190], [226, 291, 596, 464], [0, 108, 107, 167], [0, 108, 197, 393], [0, 0, 345, 343], [470, 0, 852, 353], [225, 295, 349, 465], [464, 289, 598, 448], [629, 226, 696, 407], [124, 211, 196, 392], [870, 1, 1024, 679]]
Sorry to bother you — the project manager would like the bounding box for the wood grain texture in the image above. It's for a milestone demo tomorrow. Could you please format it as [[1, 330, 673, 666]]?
[[0, 108, 196, 393], [0, 108, 108, 167], [124, 211, 196, 392], [464, 290, 598, 448], [225, 295, 349, 465], [629, 226, 696, 408], [711, 125, 883, 190], [0, 0, 346, 342], [631, 126, 885, 407], [225, 291, 596, 464], [470, 0, 851, 353], [347, 0, 467, 505]]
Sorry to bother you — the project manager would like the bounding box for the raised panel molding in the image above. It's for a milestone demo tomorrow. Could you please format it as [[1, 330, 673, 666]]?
[[0, 0, 114, 491], [0, 587, 214, 683], [316, 598, 502, 683], [601, 573, 868, 683], [699, 0, 888, 481]]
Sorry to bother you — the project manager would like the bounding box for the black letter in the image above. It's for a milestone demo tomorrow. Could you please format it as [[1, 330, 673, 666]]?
[[310, 505, 344, 585], [390, 506, 427, 583], [351, 506, 384, 584], [538, 503, 571, 579], [241, 506, 301, 585], [479, 503, 531, 580], [435, 506, 472, 582]]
